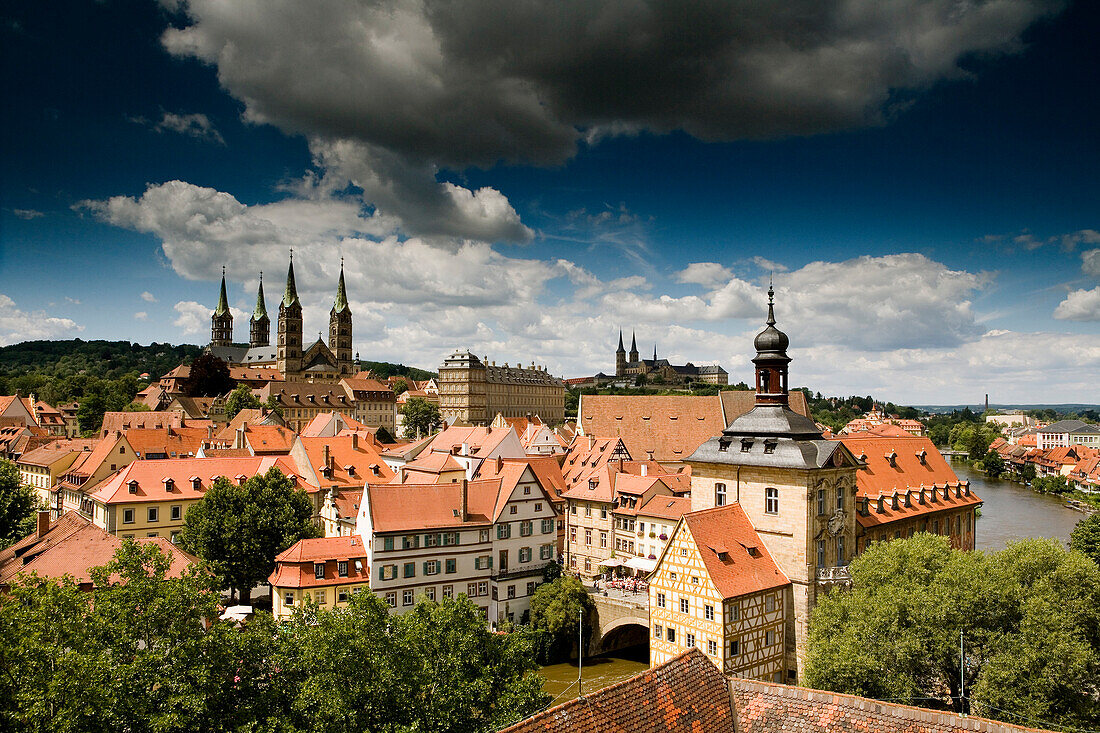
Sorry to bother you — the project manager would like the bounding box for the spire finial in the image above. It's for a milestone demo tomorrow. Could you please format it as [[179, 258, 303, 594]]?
[[766, 283, 776, 326], [333, 259, 350, 313], [283, 254, 300, 308]]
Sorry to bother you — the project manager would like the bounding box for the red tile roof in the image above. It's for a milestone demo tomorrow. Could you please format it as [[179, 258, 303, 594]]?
[[297, 434, 393, 486], [87, 456, 303, 505], [676, 504, 790, 600], [500, 649, 735, 733], [18, 438, 99, 467], [125, 427, 208, 458], [429, 425, 518, 457], [0, 512, 198, 588], [242, 425, 297, 454], [638, 494, 692, 522], [268, 535, 369, 588], [365, 479, 502, 531], [579, 395, 726, 462], [101, 411, 212, 434]]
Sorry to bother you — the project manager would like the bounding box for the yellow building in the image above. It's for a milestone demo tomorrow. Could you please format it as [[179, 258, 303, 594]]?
[[269, 536, 370, 619], [17, 439, 95, 513], [438, 350, 565, 426], [649, 504, 790, 682]]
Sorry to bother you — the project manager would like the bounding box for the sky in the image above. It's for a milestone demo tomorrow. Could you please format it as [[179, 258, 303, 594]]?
[[1, 0, 1098, 405]]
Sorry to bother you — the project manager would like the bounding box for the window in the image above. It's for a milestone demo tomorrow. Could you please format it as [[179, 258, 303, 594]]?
[[836, 536, 845, 565], [443, 585, 453, 599], [686, 633, 695, 648], [570, 527, 577, 542], [816, 540, 825, 568], [680, 547, 687, 556], [384, 536, 394, 551], [510, 505, 518, 515], [285, 592, 295, 606], [656, 593, 665, 608], [654, 624, 662, 638], [148, 507, 158, 523], [837, 488, 845, 511], [704, 604, 714, 621], [691, 576, 699, 584], [519, 547, 532, 563], [540, 544, 553, 560], [404, 562, 416, 578], [520, 520, 532, 536], [171, 505, 182, 521], [479, 529, 490, 543], [599, 531, 607, 548], [379, 564, 397, 581], [402, 535, 418, 549], [497, 523, 511, 539], [535, 502, 542, 512], [817, 489, 825, 515], [316, 590, 326, 604], [478, 581, 488, 596], [507, 585, 516, 599], [715, 482, 726, 506], [584, 558, 591, 572], [541, 518, 554, 534], [667, 628, 675, 643], [670, 572, 676, 580], [527, 581, 537, 595], [571, 504, 577, 514], [765, 487, 779, 514], [338, 560, 349, 577], [765, 630, 774, 647], [338, 588, 349, 603], [425, 587, 436, 602], [585, 529, 592, 546], [475, 555, 492, 570], [123, 508, 134, 524], [424, 560, 440, 575], [315, 563, 326, 579], [170, 531, 180, 544], [766, 594, 775, 612], [708, 639, 717, 655], [147, 532, 158, 538], [446, 558, 457, 574], [467, 583, 478, 597], [728, 603, 739, 622], [523, 486, 531, 495], [425, 533, 439, 547], [729, 638, 739, 655], [403, 590, 414, 606], [679, 597, 689, 613], [600, 508, 607, 519]]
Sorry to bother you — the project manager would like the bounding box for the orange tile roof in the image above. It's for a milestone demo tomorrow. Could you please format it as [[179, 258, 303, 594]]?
[[562, 436, 631, 487], [269, 536, 370, 589], [18, 438, 99, 467], [63, 433, 128, 479], [201, 448, 252, 457], [297, 434, 393, 486], [87, 456, 304, 505], [676, 504, 790, 600], [638, 494, 692, 522], [520, 456, 568, 503], [429, 425, 517, 457], [0, 512, 198, 588], [243, 425, 297, 454], [365, 479, 502, 531], [472, 458, 561, 521], [299, 411, 366, 437], [719, 389, 810, 424], [500, 649, 735, 733], [579, 395, 725, 462], [101, 411, 212, 433], [125, 427, 207, 458]]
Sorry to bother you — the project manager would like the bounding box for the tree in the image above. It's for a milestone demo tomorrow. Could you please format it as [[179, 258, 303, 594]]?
[[1019, 463, 1036, 482], [184, 353, 235, 397], [180, 467, 320, 602], [529, 574, 594, 656], [966, 427, 989, 461], [224, 383, 262, 420], [392, 378, 408, 396], [0, 459, 38, 548], [402, 396, 441, 439], [1071, 513, 1100, 568], [928, 423, 950, 447], [981, 450, 1004, 478], [805, 535, 1100, 728]]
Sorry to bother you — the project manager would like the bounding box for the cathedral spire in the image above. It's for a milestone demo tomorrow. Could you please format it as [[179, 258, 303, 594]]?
[[283, 252, 300, 308], [616, 330, 625, 353], [630, 332, 637, 352], [653, 344, 658, 361], [253, 272, 268, 320], [332, 258, 350, 314], [214, 266, 230, 317]]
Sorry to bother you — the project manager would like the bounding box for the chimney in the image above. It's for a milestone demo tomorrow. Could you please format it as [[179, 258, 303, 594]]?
[[461, 441, 469, 456], [398, 466, 406, 482], [496, 455, 503, 473], [36, 510, 49, 538], [322, 444, 332, 474], [207, 424, 214, 440], [351, 433, 359, 451], [461, 478, 469, 521], [640, 463, 648, 477]]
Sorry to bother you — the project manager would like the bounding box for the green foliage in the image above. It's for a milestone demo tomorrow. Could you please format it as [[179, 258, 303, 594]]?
[[0, 458, 39, 548], [356, 359, 436, 381], [805, 535, 1100, 728], [1070, 514, 1100, 568], [980, 450, 1004, 477], [542, 561, 563, 583], [392, 378, 408, 396], [402, 396, 442, 438], [1020, 463, 1036, 482], [529, 574, 594, 653], [180, 467, 320, 602], [1031, 475, 1070, 496], [224, 383, 262, 420], [183, 353, 235, 397], [0, 339, 201, 384]]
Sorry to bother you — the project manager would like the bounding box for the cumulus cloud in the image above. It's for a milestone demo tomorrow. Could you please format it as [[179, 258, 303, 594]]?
[[134, 311, 148, 321], [676, 262, 734, 287], [1083, 248, 1100, 278], [161, 0, 1059, 240], [0, 294, 83, 345], [154, 111, 225, 145], [1053, 288, 1100, 321], [173, 301, 247, 334], [141, 291, 157, 303]]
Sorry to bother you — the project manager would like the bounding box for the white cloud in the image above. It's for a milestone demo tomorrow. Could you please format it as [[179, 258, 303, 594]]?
[[12, 208, 44, 220], [1082, 248, 1100, 278], [154, 111, 225, 145], [676, 262, 734, 287], [0, 294, 83, 346], [64, 297, 81, 305], [750, 256, 789, 273], [134, 311, 148, 321], [1053, 288, 1100, 322], [1062, 230, 1100, 251], [173, 301, 247, 335], [141, 291, 157, 303]]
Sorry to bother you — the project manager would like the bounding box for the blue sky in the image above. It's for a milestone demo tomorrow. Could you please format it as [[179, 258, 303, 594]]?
[[1, 0, 1098, 404]]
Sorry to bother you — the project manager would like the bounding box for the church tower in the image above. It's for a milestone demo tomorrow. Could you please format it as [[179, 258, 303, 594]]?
[[249, 272, 270, 348], [615, 330, 626, 376], [628, 331, 639, 364], [752, 285, 791, 406], [210, 267, 233, 347], [329, 260, 353, 375], [277, 255, 303, 377]]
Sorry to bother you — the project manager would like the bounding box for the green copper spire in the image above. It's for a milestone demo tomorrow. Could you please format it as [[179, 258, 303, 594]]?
[[214, 267, 230, 317], [253, 272, 268, 320], [282, 253, 300, 308], [332, 259, 350, 313]]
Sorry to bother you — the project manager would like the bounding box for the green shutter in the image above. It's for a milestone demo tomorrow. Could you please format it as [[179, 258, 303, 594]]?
[[378, 565, 385, 581], [423, 561, 430, 575], [487, 556, 493, 569]]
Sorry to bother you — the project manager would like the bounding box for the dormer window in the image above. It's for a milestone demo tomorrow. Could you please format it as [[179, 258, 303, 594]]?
[[345, 465, 355, 477], [190, 476, 202, 491], [740, 439, 753, 453], [162, 478, 175, 493], [915, 449, 927, 465], [886, 451, 897, 467], [588, 479, 598, 491], [236, 474, 247, 486], [763, 439, 777, 454], [127, 479, 139, 494], [314, 563, 325, 579]]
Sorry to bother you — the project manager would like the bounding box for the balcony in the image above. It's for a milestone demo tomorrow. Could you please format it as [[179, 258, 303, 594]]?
[[815, 566, 852, 584]]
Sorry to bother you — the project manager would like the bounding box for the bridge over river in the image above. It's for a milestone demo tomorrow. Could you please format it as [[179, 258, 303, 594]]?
[[586, 586, 650, 656]]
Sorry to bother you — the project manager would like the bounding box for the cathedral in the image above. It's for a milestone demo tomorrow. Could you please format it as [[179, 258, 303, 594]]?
[[613, 330, 728, 385], [207, 256, 355, 383]]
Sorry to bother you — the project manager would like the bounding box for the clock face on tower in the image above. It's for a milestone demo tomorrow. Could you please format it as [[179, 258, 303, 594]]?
[[827, 509, 846, 537]]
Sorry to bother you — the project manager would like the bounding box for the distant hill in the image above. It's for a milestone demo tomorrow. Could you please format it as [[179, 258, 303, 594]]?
[[0, 340, 203, 381], [917, 403, 1100, 414]]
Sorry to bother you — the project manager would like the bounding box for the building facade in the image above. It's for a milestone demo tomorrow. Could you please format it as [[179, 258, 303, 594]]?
[[438, 350, 565, 426], [270, 536, 370, 619], [613, 331, 728, 385]]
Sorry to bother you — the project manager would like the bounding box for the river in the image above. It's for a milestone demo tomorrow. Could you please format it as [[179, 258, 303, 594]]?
[[536, 460, 1086, 703], [950, 460, 1084, 551]]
